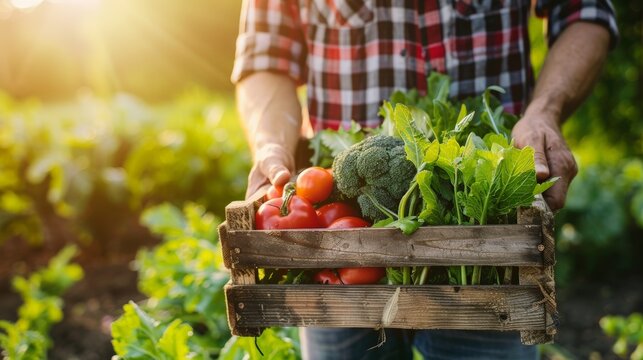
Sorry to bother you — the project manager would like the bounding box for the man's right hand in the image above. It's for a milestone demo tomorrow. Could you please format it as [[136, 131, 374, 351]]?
[[246, 143, 294, 198], [236, 72, 303, 199]]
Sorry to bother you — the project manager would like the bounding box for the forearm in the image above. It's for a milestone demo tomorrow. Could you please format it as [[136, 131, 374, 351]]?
[[525, 22, 611, 123], [236, 72, 303, 196], [237, 72, 302, 161], [512, 22, 610, 210]]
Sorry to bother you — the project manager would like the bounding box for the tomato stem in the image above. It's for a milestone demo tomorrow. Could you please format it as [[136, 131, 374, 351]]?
[[280, 182, 297, 217]]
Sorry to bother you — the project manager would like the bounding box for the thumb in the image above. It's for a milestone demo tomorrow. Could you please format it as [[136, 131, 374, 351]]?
[[532, 137, 550, 182], [257, 143, 294, 186], [265, 163, 291, 186], [245, 144, 294, 199]]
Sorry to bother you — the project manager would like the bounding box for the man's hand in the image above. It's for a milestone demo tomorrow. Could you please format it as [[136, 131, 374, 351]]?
[[513, 22, 610, 211], [512, 114, 577, 211], [246, 143, 294, 198]]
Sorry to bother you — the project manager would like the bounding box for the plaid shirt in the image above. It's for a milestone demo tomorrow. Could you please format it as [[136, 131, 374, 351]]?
[[232, 0, 618, 130]]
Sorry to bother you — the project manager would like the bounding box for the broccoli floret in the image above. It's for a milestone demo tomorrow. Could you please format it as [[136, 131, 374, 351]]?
[[332, 135, 416, 221]]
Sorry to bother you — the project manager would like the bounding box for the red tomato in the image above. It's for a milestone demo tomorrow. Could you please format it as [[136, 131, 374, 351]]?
[[313, 269, 342, 284], [295, 167, 334, 204], [316, 203, 360, 227], [338, 267, 386, 284], [326, 215, 383, 284], [327, 216, 370, 229], [255, 196, 321, 230], [266, 184, 283, 200]]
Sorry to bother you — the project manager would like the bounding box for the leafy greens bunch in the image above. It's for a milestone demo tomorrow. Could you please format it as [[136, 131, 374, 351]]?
[[323, 73, 557, 286]]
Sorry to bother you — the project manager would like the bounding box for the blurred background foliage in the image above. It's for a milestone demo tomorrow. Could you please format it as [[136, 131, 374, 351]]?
[[0, 0, 640, 357]]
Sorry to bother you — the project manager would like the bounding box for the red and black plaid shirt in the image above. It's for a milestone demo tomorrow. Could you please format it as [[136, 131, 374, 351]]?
[[232, 0, 618, 131]]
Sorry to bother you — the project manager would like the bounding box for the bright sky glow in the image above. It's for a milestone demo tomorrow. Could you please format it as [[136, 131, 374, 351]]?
[[10, 0, 45, 10], [9, 0, 101, 10]]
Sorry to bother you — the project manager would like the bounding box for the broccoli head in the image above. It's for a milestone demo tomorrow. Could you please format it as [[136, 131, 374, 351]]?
[[332, 135, 416, 221]]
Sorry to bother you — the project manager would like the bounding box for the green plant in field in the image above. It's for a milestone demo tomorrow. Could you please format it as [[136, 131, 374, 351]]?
[[220, 328, 300, 360], [555, 158, 643, 284], [131, 202, 229, 356], [0, 90, 250, 247], [0, 245, 83, 360], [111, 301, 199, 360], [112, 202, 301, 359], [600, 313, 643, 359]]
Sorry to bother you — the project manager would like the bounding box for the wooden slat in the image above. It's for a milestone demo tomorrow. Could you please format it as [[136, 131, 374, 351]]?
[[224, 225, 542, 268], [518, 196, 557, 344], [221, 188, 268, 337], [226, 285, 546, 331]]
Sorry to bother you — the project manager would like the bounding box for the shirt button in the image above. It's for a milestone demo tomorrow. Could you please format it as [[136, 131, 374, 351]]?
[[400, 48, 407, 57]]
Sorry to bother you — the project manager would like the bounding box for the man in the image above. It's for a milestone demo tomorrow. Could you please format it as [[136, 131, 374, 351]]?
[[232, 0, 618, 358]]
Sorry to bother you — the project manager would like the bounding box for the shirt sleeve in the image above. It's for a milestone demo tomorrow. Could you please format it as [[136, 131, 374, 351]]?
[[536, 0, 619, 49], [231, 0, 308, 85]]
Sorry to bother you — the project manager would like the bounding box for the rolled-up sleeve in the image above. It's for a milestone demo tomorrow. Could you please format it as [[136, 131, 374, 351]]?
[[536, 0, 619, 49], [231, 0, 307, 85]]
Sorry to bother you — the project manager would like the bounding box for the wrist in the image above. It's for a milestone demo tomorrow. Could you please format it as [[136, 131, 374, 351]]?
[[523, 97, 563, 127]]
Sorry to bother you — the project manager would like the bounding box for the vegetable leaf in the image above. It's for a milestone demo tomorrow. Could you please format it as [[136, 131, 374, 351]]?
[[435, 138, 462, 183], [393, 105, 431, 169], [320, 123, 364, 157], [387, 216, 423, 235], [427, 72, 450, 103], [417, 170, 443, 225], [464, 145, 539, 224], [534, 177, 560, 195]]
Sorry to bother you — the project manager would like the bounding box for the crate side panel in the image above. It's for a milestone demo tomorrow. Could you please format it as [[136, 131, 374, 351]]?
[[226, 225, 543, 268], [228, 285, 546, 331]]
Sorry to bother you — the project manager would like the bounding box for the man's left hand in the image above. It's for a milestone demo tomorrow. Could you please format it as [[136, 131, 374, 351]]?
[[512, 113, 578, 211]]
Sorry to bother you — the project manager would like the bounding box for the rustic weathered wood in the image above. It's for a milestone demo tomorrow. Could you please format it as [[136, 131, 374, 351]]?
[[226, 284, 546, 331], [224, 225, 543, 268], [220, 195, 557, 343], [220, 188, 268, 337], [223, 188, 267, 282], [518, 196, 557, 344]]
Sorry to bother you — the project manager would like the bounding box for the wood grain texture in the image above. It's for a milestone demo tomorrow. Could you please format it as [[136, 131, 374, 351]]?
[[224, 225, 543, 268], [518, 197, 557, 344], [226, 285, 546, 332], [221, 189, 267, 337]]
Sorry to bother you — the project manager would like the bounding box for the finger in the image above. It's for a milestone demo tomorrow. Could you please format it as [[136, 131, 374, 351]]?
[[245, 163, 270, 199], [256, 144, 294, 186], [512, 121, 550, 181], [542, 178, 568, 211], [533, 134, 550, 181], [534, 151, 550, 181], [265, 164, 291, 186], [543, 144, 577, 211]]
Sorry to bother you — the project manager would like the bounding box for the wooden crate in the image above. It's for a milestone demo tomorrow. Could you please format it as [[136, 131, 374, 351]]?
[[218, 191, 558, 345]]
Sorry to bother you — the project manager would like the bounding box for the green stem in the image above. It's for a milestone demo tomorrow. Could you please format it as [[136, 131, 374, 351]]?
[[483, 94, 501, 135], [398, 180, 419, 219], [460, 265, 467, 285], [418, 266, 430, 285], [408, 191, 419, 218], [361, 191, 399, 219], [403, 267, 411, 285], [503, 267, 513, 285], [454, 170, 462, 225], [472, 266, 483, 285], [280, 183, 296, 216]]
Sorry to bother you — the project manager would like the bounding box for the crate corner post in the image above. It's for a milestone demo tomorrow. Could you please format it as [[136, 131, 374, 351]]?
[[517, 197, 557, 345], [222, 192, 266, 338]]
